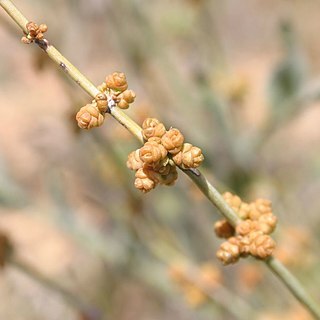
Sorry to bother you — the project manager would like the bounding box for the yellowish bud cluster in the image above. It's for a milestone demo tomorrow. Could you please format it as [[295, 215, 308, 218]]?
[[21, 21, 48, 44], [76, 72, 136, 129], [169, 262, 222, 308], [215, 192, 277, 265], [127, 118, 204, 192]]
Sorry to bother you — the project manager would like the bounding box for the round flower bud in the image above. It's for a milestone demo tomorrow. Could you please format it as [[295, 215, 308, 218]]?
[[117, 99, 129, 109], [39, 24, 48, 33], [142, 118, 166, 140], [105, 72, 128, 92], [257, 213, 277, 235], [223, 192, 242, 209], [173, 143, 204, 168], [121, 89, 136, 104], [236, 220, 258, 236], [216, 237, 241, 265], [134, 168, 157, 193], [127, 149, 143, 171], [161, 128, 184, 154], [76, 104, 104, 129], [95, 93, 108, 113], [249, 233, 276, 259], [139, 141, 167, 165]]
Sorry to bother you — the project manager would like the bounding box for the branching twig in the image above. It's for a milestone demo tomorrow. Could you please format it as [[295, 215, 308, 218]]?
[[0, 0, 319, 318]]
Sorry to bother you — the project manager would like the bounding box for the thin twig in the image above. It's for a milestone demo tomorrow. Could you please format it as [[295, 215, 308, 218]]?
[[0, 1, 319, 318]]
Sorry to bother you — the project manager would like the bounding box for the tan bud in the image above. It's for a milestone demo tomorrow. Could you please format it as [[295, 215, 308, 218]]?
[[213, 219, 235, 239], [95, 93, 108, 113], [139, 141, 167, 165], [35, 32, 44, 40], [21, 36, 32, 44], [216, 237, 241, 265], [134, 168, 157, 193], [161, 128, 184, 154], [249, 233, 276, 259], [257, 213, 277, 234], [117, 99, 129, 109], [121, 89, 136, 104], [127, 149, 144, 171], [105, 72, 128, 92], [238, 202, 250, 219], [236, 220, 259, 236], [26, 21, 38, 37], [148, 136, 162, 144], [38, 24, 48, 33], [173, 143, 204, 168], [76, 104, 104, 129], [142, 118, 166, 140], [223, 192, 242, 210]]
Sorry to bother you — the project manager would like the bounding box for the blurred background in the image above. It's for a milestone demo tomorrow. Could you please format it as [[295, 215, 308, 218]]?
[[0, 0, 320, 319]]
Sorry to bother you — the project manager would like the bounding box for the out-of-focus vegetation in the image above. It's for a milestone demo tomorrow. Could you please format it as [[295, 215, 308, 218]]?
[[0, 0, 320, 319]]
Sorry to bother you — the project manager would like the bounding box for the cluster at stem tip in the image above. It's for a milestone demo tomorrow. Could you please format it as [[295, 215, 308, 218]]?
[[76, 72, 136, 129], [127, 118, 204, 193], [214, 192, 277, 265], [21, 21, 48, 44]]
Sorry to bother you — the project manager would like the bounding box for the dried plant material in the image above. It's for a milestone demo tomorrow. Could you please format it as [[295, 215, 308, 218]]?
[[117, 90, 136, 109], [127, 149, 144, 171], [248, 233, 276, 259], [236, 220, 258, 236], [139, 141, 167, 165], [223, 192, 242, 211], [249, 198, 272, 220], [216, 237, 241, 265], [105, 72, 128, 92], [173, 143, 204, 168], [95, 92, 108, 113], [76, 104, 104, 129], [134, 168, 157, 193], [161, 128, 184, 154], [142, 118, 166, 140], [214, 219, 235, 239], [21, 21, 48, 44], [257, 213, 277, 234]]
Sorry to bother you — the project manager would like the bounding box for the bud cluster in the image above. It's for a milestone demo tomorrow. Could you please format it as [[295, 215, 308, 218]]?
[[76, 72, 136, 129], [214, 192, 277, 265], [21, 21, 48, 44], [169, 262, 222, 307], [127, 118, 204, 192]]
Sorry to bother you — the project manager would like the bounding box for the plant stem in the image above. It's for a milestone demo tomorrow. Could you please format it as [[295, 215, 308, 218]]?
[[1, 0, 319, 318]]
